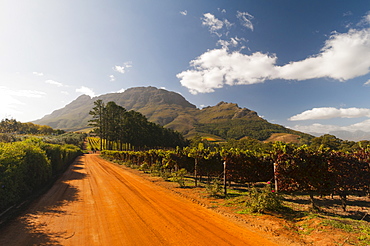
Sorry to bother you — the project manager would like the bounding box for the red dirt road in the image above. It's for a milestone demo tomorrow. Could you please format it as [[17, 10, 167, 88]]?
[[0, 154, 278, 246]]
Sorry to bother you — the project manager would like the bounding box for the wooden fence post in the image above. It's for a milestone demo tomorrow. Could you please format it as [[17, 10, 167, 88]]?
[[273, 162, 278, 193], [223, 161, 227, 195]]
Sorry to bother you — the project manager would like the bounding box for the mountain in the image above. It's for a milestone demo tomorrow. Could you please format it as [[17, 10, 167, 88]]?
[[34, 86, 313, 142], [35, 86, 197, 131], [309, 130, 370, 142]]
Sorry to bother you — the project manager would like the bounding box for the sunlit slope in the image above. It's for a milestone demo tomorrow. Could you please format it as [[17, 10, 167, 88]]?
[[34, 86, 313, 142]]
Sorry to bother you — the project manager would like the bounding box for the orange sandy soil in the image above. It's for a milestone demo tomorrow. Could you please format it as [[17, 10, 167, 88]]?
[[0, 154, 277, 246], [0, 154, 366, 245]]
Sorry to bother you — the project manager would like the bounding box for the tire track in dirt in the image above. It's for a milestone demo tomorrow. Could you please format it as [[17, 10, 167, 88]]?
[[0, 154, 278, 246]]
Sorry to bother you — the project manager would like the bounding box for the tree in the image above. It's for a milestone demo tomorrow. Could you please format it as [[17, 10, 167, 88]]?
[[89, 100, 105, 150], [89, 100, 187, 150], [310, 134, 342, 151]]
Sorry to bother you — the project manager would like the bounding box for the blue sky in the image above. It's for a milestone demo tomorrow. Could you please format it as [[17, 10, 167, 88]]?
[[1, 0, 370, 136]]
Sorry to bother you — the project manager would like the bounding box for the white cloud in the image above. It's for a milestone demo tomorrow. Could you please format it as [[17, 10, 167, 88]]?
[[117, 88, 126, 93], [45, 79, 63, 87], [112, 62, 132, 74], [1, 86, 46, 99], [109, 75, 116, 81], [113, 65, 125, 74], [0, 86, 46, 119], [365, 13, 370, 25], [292, 120, 370, 134], [289, 105, 370, 134], [124, 61, 133, 68], [32, 72, 44, 76], [358, 12, 370, 26], [217, 37, 244, 49], [178, 25, 370, 94], [177, 48, 277, 94], [291, 123, 345, 134], [289, 107, 370, 121], [276, 28, 370, 81], [15, 90, 46, 98], [76, 86, 95, 97], [202, 13, 224, 35], [180, 10, 187, 16], [364, 79, 370, 86], [236, 11, 254, 31]]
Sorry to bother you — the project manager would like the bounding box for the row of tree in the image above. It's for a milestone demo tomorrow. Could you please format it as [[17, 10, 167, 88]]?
[[0, 118, 65, 135], [88, 100, 187, 150]]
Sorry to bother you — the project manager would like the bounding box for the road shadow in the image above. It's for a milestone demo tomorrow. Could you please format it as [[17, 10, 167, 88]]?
[[284, 195, 370, 222], [0, 155, 88, 245]]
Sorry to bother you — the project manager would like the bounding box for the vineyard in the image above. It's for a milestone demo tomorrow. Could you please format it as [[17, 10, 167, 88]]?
[[101, 142, 370, 211], [87, 137, 100, 151], [86, 137, 134, 152]]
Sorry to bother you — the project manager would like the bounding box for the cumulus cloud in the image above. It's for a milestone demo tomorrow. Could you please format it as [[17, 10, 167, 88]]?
[[177, 48, 277, 94], [291, 120, 370, 134], [180, 10, 187, 16], [178, 23, 370, 94], [45, 79, 63, 87], [364, 79, 370, 86], [236, 11, 254, 31], [289, 107, 370, 121], [109, 75, 116, 81], [276, 28, 370, 81], [358, 11, 370, 26], [76, 86, 95, 97]]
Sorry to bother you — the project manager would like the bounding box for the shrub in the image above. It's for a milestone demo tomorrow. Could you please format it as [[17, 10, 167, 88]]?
[[139, 162, 149, 172], [171, 168, 187, 187], [206, 178, 222, 197], [244, 184, 283, 213]]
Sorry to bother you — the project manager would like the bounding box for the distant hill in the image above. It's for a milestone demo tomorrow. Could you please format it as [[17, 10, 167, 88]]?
[[309, 130, 370, 142], [34, 86, 313, 142]]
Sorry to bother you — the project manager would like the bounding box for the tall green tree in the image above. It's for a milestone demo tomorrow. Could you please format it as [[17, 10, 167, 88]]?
[[89, 100, 187, 150], [89, 100, 105, 150]]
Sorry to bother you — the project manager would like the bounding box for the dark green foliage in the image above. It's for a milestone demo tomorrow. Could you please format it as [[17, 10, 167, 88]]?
[[244, 185, 283, 213], [310, 134, 364, 152], [195, 119, 312, 141], [219, 138, 273, 152], [42, 132, 87, 148], [0, 118, 64, 135], [89, 100, 187, 149], [0, 139, 82, 212]]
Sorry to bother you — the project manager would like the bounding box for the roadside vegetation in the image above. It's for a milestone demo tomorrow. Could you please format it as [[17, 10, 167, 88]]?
[[0, 121, 84, 214]]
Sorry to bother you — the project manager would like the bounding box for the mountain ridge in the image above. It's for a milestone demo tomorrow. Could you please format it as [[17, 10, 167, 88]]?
[[34, 86, 313, 142]]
